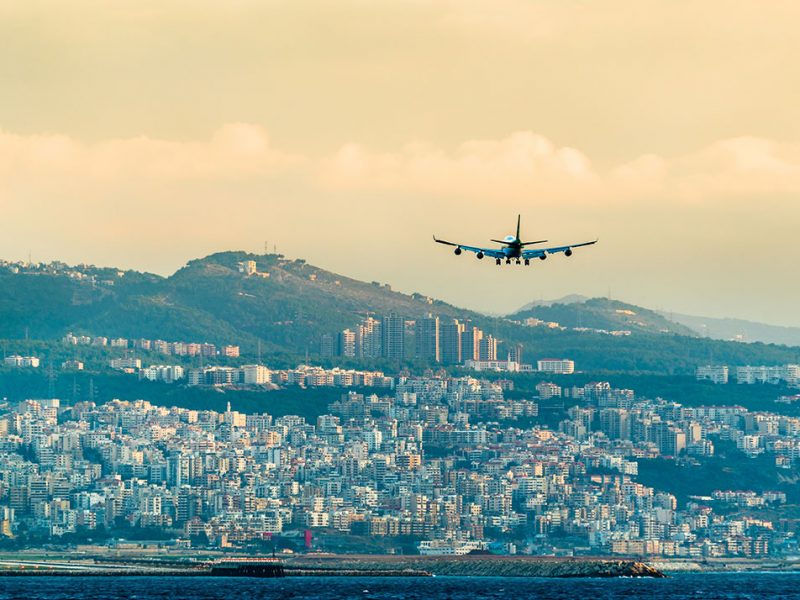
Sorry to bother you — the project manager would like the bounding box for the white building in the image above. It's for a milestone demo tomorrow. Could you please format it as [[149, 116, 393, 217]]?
[[696, 365, 729, 385], [736, 365, 800, 385], [536, 382, 562, 399], [464, 360, 522, 372], [242, 364, 271, 385], [537, 358, 575, 374], [3, 355, 40, 368], [109, 357, 142, 370], [238, 260, 257, 275], [418, 540, 488, 555], [141, 365, 185, 383]]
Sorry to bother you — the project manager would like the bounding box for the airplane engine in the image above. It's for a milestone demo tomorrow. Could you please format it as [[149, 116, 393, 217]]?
[[454, 247, 462, 256], [539, 254, 547, 260], [476, 252, 484, 259], [565, 248, 573, 257]]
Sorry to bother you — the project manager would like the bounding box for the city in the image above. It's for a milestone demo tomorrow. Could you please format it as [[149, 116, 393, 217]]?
[[2, 341, 800, 559]]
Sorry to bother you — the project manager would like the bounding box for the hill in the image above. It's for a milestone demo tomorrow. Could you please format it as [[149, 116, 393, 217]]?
[[0, 252, 497, 355], [0, 252, 799, 374], [514, 294, 590, 312], [513, 295, 800, 348], [661, 311, 800, 347], [508, 297, 697, 337]]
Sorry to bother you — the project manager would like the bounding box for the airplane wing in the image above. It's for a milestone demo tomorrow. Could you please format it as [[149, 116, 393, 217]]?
[[522, 239, 598, 259], [433, 237, 505, 259]]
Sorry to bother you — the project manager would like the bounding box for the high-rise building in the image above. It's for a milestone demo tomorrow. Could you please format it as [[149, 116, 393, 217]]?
[[440, 319, 465, 365], [599, 408, 630, 440], [416, 315, 440, 363], [653, 421, 687, 457], [320, 334, 335, 358], [507, 344, 524, 364], [478, 335, 497, 361], [381, 314, 405, 360], [461, 326, 483, 362], [357, 317, 382, 358], [338, 329, 357, 357]]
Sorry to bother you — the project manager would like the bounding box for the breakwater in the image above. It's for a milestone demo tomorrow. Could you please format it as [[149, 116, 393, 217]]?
[[283, 555, 665, 578], [0, 555, 664, 578]]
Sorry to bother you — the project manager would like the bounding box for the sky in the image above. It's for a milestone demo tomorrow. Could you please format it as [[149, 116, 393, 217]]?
[[1, 0, 799, 325]]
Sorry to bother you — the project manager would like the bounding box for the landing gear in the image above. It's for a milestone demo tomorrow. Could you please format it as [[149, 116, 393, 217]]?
[[515, 259, 521, 265], [495, 258, 502, 266], [524, 259, 530, 266], [505, 258, 511, 264]]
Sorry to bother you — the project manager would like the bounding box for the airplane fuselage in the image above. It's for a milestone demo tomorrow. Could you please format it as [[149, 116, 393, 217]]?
[[502, 242, 522, 258], [499, 234, 523, 258]]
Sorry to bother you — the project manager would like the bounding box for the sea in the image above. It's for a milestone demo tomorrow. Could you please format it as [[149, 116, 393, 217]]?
[[1, 573, 800, 599]]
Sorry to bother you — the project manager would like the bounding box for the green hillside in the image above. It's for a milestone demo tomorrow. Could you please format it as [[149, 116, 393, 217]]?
[[0, 252, 799, 375], [509, 297, 697, 337]]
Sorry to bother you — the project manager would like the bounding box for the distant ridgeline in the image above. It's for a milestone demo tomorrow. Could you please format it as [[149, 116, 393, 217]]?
[[0, 252, 798, 375]]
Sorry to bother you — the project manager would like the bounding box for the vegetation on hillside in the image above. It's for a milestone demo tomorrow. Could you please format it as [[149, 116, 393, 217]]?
[[509, 297, 697, 336], [1, 252, 798, 376]]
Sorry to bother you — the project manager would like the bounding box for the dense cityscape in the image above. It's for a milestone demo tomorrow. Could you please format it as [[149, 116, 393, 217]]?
[[2, 348, 800, 558]]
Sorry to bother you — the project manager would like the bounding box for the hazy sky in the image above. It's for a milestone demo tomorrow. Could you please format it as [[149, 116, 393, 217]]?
[[2, 0, 799, 325]]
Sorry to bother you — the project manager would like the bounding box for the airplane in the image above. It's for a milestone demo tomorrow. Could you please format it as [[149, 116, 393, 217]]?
[[433, 215, 597, 266]]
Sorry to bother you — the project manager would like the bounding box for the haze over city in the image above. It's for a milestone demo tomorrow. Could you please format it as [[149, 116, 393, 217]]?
[[2, 0, 799, 324]]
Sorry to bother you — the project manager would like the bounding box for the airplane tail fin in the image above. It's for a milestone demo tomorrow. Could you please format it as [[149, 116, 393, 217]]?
[[516, 214, 521, 242]]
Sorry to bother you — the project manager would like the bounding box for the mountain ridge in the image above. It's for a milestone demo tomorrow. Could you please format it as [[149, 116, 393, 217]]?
[[510, 295, 800, 347], [660, 311, 800, 347], [1, 252, 799, 374], [508, 297, 698, 338]]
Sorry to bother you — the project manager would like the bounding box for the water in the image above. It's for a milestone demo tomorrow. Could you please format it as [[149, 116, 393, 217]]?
[[1, 574, 800, 599]]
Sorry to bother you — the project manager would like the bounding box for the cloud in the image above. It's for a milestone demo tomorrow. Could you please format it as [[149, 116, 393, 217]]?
[[667, 137, 800, 200], [0, 123, 303, 190], [1, 125, 799, 208], [319, 132, 800, 204], [317, 132, 597, 201]]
